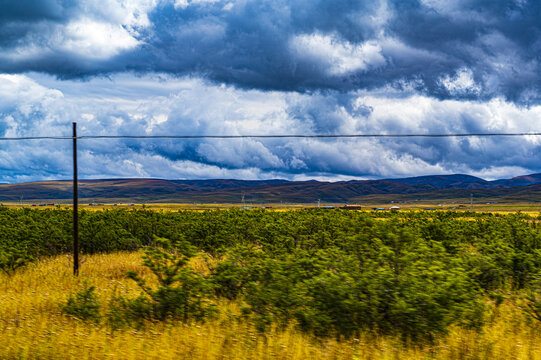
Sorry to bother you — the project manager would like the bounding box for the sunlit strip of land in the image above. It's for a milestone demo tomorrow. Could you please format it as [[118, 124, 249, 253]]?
[[2, 201, 541, 215]]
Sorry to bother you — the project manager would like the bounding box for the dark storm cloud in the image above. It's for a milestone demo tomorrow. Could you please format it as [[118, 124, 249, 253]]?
[[386, 0, 541, 102], [0, 0, 75, 22], [1, 0, 541, 103], [0, 0, 76, 47]]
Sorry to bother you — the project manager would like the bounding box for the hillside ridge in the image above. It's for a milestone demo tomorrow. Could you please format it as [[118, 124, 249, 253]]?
[[1, 173, 541, 203]]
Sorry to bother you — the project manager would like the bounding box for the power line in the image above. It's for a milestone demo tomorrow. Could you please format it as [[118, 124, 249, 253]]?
[[2, 132, 541, 140], [0, 136, 72, 140], [80, 133, 541, 139], [79, 132, 541, 139]]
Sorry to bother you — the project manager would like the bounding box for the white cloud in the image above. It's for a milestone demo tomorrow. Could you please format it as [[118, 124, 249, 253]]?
[[290, 33, 386, 75], [418, 0, 491, 22], [419, 0, 467, 15], [174, 0, 224, 10], [198, 139, 285, 168], [439, 68, 481, 96], [89, 0, 156, 30], [0, 0, 155, 63], [146, 114, 168, 133], [60, 18, 140, 59], [292, 174, 371, 182], [469, 166, 531, 181], [1, 72, 541, 182]]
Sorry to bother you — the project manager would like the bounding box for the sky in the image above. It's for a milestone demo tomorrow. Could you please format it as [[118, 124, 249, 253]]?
[[1, 0, 541, 182]]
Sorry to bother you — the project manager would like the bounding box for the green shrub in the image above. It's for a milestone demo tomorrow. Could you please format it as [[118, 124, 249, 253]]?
[[214, 232, 484, 342], [113, 237, 217, 324], [0, 247, 33, 274], [62, 282, 101, 323], [106, 294, 153, 330]]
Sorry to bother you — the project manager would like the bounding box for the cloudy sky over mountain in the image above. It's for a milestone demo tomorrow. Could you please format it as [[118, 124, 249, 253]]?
[[1, 0, 540, 182]]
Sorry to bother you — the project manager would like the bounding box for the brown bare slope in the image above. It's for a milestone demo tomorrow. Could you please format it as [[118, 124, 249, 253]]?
[[0, 179, 436, 203], [490, 173, 541, 187], [1, 176, 541, 203], [382, 174, 498, 189]]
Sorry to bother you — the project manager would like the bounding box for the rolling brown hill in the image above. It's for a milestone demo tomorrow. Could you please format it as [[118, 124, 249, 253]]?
[[1, 174, 541, 203], [0, 179, 436, 203]]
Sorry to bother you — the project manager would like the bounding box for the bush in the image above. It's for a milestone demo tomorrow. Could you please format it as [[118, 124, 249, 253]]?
[[0, 247, 33, 274], [214, 231, 484, 342], [62, 282, 101, 323], [107, 294, 153, 330], [111, 237, 217, 324]]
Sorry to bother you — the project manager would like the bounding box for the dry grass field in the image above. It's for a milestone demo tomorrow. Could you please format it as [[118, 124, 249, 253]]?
[[3, 201, 541, 215], [0, 251, 540, 360]]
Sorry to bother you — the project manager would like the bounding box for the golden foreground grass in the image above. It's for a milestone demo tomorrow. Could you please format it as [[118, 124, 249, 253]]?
[[1, 252, 540, 360]]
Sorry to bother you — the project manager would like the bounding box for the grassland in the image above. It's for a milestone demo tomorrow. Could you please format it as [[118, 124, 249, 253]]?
[[4, 200, 541, 214], [0, 251, 540, 360], [0, 208, 540, 359]]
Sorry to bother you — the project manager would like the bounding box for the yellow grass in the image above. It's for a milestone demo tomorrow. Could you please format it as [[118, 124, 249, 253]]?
[[4, 201, 541, 216], [1, 252, 540, 359]]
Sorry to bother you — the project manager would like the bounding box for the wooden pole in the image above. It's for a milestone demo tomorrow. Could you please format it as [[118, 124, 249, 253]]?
[[73, 122, 79, 276]]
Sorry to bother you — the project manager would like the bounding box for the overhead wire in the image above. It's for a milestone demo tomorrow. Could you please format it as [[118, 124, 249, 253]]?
[[0, 132, 541, 140], [79, 133, 541, 139]]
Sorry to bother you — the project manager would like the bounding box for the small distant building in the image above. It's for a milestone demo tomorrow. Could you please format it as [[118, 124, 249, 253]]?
[[390, 206, 400, 212], [372, 207, 386, 211]]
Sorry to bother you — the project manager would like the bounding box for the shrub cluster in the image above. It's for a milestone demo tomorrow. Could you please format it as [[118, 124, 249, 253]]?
[[0, 208, 538, 341], [211, 223, 485, 341], [63, 237, 216, 329]]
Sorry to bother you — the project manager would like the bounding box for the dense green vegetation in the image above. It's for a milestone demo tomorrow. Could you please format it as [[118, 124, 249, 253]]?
[[1, 208, 540, 341]]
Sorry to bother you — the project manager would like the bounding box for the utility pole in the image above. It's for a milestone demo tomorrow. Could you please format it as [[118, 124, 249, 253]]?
[[318, 199, 320, 208], [73, 122, 79, 276], [470, 193, 473, 212]]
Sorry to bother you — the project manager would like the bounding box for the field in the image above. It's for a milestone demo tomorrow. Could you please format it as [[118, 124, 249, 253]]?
[[1, 251, 540, 360], [4, 200, 541, 214], [0, 208, 540, 359]]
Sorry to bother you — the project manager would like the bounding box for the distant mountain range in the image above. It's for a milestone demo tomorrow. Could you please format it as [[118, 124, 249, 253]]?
[[2, 173, 541, 203], [383, 173, 541, 189]]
